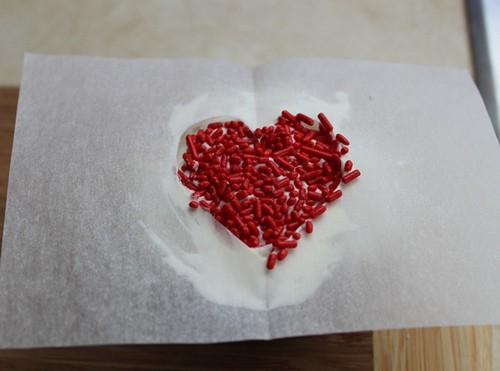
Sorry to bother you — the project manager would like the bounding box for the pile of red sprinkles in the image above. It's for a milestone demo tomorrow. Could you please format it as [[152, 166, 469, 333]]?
[[178, 111, 360, 270]]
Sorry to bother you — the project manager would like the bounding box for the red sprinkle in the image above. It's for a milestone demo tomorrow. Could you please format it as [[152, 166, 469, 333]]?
[[274, 157, 295, 171], [273, 146, 294, 157], [179, 113, 360, 270], [296, 113, 315, 126], [275, 240, 298, 249], [301, 146, 333, 160], [305, 220, 313, 234], [310, 205, 327, 219], [186, 134, 199, 159], [344, 160, 353, 172], [281, 110, 297, 122], [267, 254, 277, 270], [200, 200, 212, 211], [317, 112, 333, 132], [336, 133, 350, 146], [277, 249, 289, 261], [342, 169, 361, 184], [326, 189, 343, 203]]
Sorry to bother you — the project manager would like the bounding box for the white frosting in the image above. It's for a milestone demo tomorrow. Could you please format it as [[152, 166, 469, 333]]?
[[140, 90, 358, 310]]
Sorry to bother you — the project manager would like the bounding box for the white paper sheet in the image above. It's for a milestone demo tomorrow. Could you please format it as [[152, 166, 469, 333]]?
[[0, 54, 499, 348]]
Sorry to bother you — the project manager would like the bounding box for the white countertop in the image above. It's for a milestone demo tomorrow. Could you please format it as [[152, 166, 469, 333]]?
[[0, 0, 472, 85]]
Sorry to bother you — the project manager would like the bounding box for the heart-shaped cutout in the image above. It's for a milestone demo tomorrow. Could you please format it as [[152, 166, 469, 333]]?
[[178, 111, 360, 270]]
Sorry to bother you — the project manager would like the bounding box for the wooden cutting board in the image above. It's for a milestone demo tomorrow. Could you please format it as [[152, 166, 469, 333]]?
[[0, 87, 495, 370]]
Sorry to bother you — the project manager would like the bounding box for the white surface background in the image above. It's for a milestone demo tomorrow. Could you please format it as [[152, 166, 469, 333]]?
[[0, 55, 498, 348], [0, 0, 472, 85]]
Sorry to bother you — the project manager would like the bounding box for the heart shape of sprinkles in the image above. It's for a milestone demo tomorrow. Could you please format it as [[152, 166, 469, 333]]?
[[178, 111, 360, 270]]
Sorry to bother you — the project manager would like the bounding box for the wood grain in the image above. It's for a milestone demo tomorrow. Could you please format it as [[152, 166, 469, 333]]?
[[0, 334, 373, 371], [0, 87, 497, 370], [374, 326, 493, 371], [0, 87, 17, 249]]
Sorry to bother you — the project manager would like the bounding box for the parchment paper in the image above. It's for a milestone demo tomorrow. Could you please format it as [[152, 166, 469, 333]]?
[[0, 54, 499, 348]]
